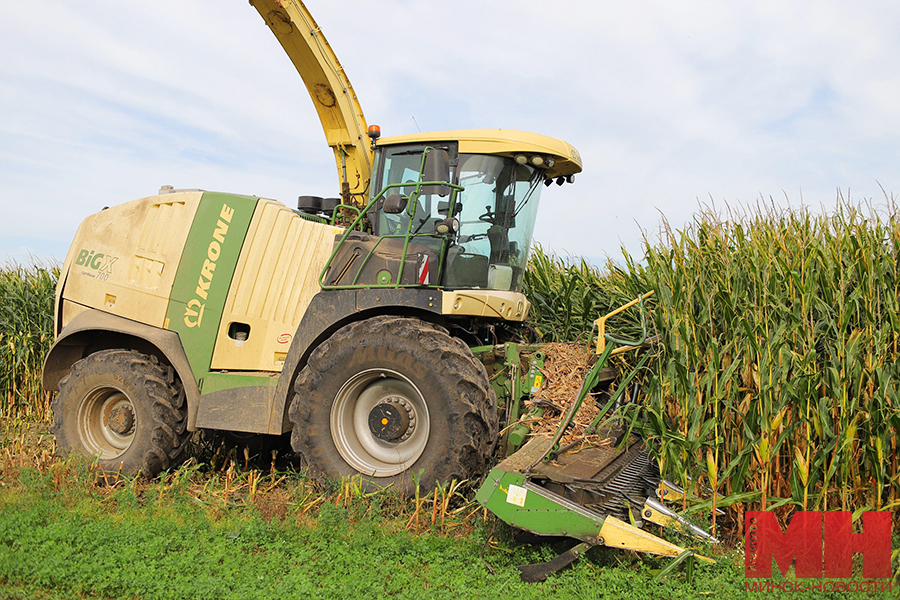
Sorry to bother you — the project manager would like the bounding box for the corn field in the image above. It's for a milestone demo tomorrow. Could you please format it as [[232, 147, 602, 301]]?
[[524, 247, 638, 342], [527, 201, 900, 523], [0, 261, 57, 423], [4, 199, 900, 522], [633, 201, 900, 519]]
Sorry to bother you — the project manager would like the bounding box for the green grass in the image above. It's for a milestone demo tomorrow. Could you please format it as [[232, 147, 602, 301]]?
[[4, 461, 892, 600]]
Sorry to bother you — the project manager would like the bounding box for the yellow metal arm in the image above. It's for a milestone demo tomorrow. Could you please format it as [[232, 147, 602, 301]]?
[[595, 290, 655, 355], [250, 0, 373, 205], [598, 515, 714, 562]]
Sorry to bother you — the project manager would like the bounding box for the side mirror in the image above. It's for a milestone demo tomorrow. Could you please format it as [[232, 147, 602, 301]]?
[[382, 193, 408, 214], [422, 148, 451, 197], [437, 200, 462, 216]]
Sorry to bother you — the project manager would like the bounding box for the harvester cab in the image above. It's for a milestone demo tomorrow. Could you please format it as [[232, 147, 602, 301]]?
[[308, 132, 581, 298]]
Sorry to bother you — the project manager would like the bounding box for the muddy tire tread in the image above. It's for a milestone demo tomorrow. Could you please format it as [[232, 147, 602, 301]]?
[[290, 316, 497, 493], [51, 349, 190, 477]]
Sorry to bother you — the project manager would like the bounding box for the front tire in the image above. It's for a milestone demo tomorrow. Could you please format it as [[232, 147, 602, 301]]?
[[290, 316, 497, 495], [51, 349, 190, 478]]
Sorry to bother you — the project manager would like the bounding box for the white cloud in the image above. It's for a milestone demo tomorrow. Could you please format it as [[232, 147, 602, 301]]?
[[1, 0, 899, 264]]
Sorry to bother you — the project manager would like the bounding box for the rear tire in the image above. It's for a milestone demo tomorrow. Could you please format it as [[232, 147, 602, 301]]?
[[290, 316, 497, 495], [51, 349, 190, 478]]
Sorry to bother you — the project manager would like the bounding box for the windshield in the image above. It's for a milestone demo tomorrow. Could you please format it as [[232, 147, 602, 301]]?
[[372, 144, 544, 291], [449, 154, 541, 291]]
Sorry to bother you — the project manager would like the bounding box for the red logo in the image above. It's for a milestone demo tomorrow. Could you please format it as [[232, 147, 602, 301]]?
[[745, 511, 892, 579], [277, 333, 292, 344]]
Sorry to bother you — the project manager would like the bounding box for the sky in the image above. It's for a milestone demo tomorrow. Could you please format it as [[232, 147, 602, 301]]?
[[2, 0, 899, 267]]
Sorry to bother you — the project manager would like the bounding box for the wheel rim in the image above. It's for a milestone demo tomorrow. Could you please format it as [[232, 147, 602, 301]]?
[[331, 368, 430, 477], [77, 385, 136, 459]]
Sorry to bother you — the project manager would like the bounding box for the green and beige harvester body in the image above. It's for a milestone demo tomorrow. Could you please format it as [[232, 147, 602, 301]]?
[[42, 0, 714, 580]]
